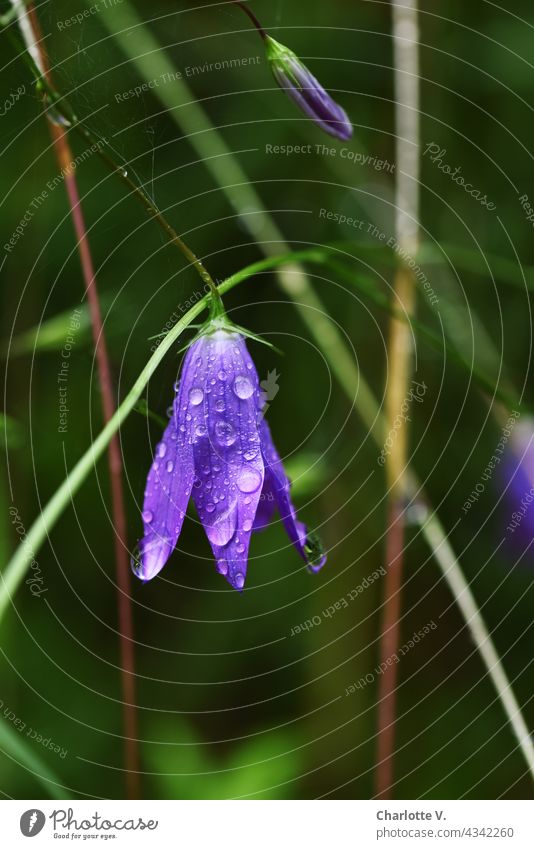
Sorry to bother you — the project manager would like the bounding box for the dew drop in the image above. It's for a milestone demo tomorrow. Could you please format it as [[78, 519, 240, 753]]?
[[243, 519, 252, 532], [236, 542, 245, 554], [218, 370, 227, 381], [233, 375, 254, 400], [142, 510, 153, 523], [166, 460, 174, 473], [244, 448, 258, 461], [206, 503, 215, 513], [157, 443, 167, 458], [234, 572, 245, 590], [195, 424, 207, 437], [217, 559, 228, 576], [215, 420, 237, 447], [215, 399, 225, 412], [189, 387, 204, 406], [238, 467, 262, 493]]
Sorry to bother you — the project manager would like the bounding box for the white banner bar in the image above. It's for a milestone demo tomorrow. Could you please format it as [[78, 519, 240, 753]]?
[[1, 799, 533, 847]]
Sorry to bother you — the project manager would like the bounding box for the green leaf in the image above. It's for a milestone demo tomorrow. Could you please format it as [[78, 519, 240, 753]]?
[[419, 242, 534, 291], [4, 305, 91, 358]]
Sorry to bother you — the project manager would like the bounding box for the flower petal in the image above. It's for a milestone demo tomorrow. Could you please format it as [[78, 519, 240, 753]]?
[[253, 476, 277, 531], [267, 37, 352, 141], [132, 347, 200, 581], [259, 419, 327, 572], [189, 329, 265, 589]]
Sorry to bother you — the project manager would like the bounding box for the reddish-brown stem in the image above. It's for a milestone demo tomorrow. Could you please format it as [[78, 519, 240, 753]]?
[[25, 3, 140, 799], [375, 499, 405, 798], [232, 1, 267, 40]]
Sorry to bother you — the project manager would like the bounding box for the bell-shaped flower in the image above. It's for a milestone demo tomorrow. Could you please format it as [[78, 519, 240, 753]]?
[[133, 321, 326, 591]]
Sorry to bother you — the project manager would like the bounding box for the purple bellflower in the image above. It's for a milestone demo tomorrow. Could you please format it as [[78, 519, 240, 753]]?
[[133, 320, 326, 591], [265, 35, 353, 141]]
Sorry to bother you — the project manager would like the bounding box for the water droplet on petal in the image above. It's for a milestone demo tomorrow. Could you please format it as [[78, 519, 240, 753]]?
[[166, 460, 174, 473], [215, 420, 236, 447], [243, 519, 252, 532], [236, 542, 245, 554], [217, 559, 228, 576], [142, 510, 153, 523], [238, 467, 262, 493], [157, 443, 167, 458], [233, 375, 254, 400], [218, 370, 227, 381], [189, 387, 204, 406], [234, 572, 245, 589], [244, 448, 258, 461], [195, 424, 207, 437], [215, 399, 225, 412], [206, 503, 215, 513]]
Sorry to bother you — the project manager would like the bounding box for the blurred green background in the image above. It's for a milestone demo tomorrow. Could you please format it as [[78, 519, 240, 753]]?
[[1, 0, 533, 799]]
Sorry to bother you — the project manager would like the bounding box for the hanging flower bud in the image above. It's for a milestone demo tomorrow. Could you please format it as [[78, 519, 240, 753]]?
[[133, 320, 326, 591], [265, 35, 353, 141]]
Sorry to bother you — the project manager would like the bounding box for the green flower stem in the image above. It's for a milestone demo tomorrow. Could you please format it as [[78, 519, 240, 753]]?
[[0, 253, 311, 623], [95, 3, 534, 778], [0, 246, 361, 623], [0, 294, 202, 622], [12, 0, 534, 780], [2, 243, 534, 779]]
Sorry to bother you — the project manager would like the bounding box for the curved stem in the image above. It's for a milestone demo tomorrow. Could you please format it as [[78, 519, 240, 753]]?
[[0, 262, 254, 623], [6, 24, 223, 311], [2, 245, 534, 783], [231, 1, 267, 40]]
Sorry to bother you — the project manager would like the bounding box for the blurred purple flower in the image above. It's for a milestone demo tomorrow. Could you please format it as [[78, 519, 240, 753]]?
[[133, 324, 326, 591], [501, 416, 534, 547], [265, 36, 353, 141]]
